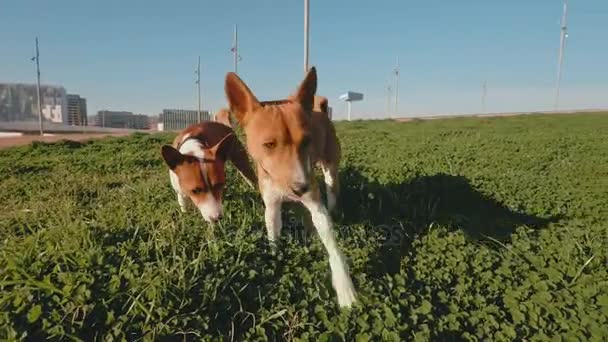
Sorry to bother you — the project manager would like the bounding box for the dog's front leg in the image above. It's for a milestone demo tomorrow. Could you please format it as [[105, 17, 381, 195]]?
[[261, 180, 282, 243], [301, 190, 356, 308], [321, 163, 339, 212]]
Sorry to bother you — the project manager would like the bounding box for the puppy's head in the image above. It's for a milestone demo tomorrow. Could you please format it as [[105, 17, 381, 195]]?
[[224, 68, 317, 197], [161, 134, 235, 222]]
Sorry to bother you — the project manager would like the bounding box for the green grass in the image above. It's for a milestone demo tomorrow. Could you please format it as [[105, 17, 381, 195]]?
[[1, 113, 607, 341]]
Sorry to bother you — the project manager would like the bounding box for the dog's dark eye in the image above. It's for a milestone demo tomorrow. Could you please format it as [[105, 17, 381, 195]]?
[[191, 187, 205, 195], [263, 141, 276, 149]]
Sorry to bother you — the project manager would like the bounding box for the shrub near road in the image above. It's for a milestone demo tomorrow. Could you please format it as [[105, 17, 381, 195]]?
[[0, 113, 607, 340]]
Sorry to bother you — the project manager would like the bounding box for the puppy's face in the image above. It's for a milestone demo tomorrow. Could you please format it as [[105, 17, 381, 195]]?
[[225, 68, 318, 197], [161, 135, 234, 222]]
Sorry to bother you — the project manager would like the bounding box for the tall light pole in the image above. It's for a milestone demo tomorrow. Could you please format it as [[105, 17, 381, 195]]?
[[555, 0, 569, 111], [394, 57, 400, 116], [386, 84, 392, 116], [304, 0, 310, 74], [482, 80, 487, 113], [195, 56, 202, 121], [32, 37, 43, 136], [232, 24, 238, 73]]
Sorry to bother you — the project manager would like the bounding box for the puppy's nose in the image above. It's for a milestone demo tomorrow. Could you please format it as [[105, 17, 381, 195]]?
[[291, 182, 309, 196], [207, 212, 222, 223]]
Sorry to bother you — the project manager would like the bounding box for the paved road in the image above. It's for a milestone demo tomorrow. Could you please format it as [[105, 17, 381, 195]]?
[[0, 132, 134, 150]]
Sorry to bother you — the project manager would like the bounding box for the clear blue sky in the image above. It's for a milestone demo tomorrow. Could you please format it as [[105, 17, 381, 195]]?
[[1, 0, 607, 119]]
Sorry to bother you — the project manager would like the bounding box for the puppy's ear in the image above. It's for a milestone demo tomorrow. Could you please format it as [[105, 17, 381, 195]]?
[[293, 66, 317, 112], [161, 145, 183, 170], [209, 133, 257, 188], [227, 136, 257, 189], [209, 133, 235, 161], [225, 72, 261, 126]]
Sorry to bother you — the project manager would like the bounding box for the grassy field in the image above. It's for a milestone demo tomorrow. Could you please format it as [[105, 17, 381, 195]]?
[[1, 113, 607, 340]]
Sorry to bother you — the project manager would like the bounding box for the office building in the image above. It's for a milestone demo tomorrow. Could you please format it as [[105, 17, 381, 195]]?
[[95, 110, 149, 129], [159, 109, 210, 131], [66, 94, 87, 126], [0, 83, 67, 123]]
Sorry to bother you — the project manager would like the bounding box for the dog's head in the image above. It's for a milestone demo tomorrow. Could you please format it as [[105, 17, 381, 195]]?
[[224, 67, 318, 197], [161, 133, 235, 222]]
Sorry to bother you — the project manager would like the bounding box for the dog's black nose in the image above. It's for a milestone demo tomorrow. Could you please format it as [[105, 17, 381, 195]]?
[[291, 182, 309, 196]]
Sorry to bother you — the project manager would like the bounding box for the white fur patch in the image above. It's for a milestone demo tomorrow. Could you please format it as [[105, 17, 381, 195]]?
[[302, 198, 357, 307], [261, 178, 283, 241], [179, 134, 206, 160], [322, 167, 334, 188], [322, 166, 336, 211], [198, 197, 222, 222], [168, 169, 188, 212]]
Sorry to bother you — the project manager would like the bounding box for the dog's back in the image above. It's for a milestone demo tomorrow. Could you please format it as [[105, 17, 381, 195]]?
[[310, 96, 340, 167], [172, 121, 232, 148], [213, 108, 233, 128]]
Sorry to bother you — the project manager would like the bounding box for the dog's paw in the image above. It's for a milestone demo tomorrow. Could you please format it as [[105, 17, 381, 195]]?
[[333, 270, 357, 308]]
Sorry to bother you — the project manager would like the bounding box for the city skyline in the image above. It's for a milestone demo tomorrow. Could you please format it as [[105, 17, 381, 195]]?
[[1, 0, 607, 119]]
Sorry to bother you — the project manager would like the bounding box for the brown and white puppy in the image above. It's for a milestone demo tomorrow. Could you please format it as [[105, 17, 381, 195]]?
[[224, 67, 356, 307], [161, 121, 256, 223]]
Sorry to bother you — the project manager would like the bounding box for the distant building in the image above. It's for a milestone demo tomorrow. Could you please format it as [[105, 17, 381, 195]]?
[[66, 94, 87, 126], [0, 83, 67, 123], [95, 110, 149, 129], [159, 109, 211, 131], [147, 115, 160, 131]]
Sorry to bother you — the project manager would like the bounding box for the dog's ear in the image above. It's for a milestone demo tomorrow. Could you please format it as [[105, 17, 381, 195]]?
[[161, 145, 183, 170], [209, 133, 257, 188], [225, 72, 261, 126], [209, 133, 235, 161], [293, 66, 317, 113], [227, 137, 257, 189]]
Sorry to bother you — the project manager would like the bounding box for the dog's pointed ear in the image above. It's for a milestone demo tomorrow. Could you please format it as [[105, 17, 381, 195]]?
[[225, 72, 261, 126], [227, 136, 257, 188], [208, 133, 256, 188], [293, 66, 317, 112], [209, 133, 235, 161], [161, 145, 183, 170]]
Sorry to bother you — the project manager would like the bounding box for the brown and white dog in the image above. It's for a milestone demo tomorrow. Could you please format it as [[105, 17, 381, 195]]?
[[160, 121, 256, 223], [224, 67, 356, 307]]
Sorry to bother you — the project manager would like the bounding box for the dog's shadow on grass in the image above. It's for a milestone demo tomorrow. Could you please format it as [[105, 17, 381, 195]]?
[[334, 166, 562, 276]]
